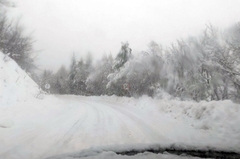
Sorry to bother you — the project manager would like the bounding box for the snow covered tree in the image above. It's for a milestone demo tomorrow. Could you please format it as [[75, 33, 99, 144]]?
[[86, 53, 113, 95], [68, 53, 78, 94], [107, 42, 164, 97], [227, 24, 240, 100], [209, 24, 240, 100], [107, 42, 132, 96], [0, 1, 35, 72], [74, 58, 87, 95], [122, 42, 164, 97], [68, 53, 93, 95], [162, 40, 191, 99], [113, 42, 132, 70], [85, 52, 93, 73], [55, 65, 69, 94], [162, 24, 240, 101]]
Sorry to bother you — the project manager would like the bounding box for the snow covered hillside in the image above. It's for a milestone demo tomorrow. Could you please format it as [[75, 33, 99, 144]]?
[[0, 52, 40, 106]]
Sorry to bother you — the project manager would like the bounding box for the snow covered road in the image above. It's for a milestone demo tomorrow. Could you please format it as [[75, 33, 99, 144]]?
[[0, 95, 239, 159], [0, 95, 170, 159]]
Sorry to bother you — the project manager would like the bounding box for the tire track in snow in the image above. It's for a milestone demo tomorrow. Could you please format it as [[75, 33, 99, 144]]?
[[42, 99, 110, 158], [103, 103, 170, 143], [90, 102, 137, 144], [83, 100, 167, 144], [40, 102, 90, 159], [1, 96, 170, 159], [0, 105, 80, 159]]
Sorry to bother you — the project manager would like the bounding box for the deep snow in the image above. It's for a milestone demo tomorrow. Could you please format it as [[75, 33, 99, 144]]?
[[0, 52, 240, 159], [0, 52, 40, 105]]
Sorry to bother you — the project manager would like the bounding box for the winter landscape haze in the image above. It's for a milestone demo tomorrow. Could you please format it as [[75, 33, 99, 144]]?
[[1, 0, 240, 159]]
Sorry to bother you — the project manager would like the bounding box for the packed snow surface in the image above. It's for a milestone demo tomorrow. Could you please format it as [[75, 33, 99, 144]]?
[[0, 95, 240, 159], [0, 52, 240, 159]]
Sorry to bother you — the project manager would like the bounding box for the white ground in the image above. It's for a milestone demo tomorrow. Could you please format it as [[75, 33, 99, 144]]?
[[0, 95, 240, 159], [0, 52, 240, 159]]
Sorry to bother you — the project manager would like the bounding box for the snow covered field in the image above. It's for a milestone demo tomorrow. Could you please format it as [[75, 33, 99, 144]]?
[[1, 52, 240, 159]]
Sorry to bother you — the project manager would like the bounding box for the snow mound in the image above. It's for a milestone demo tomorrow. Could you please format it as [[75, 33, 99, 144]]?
[[0, 52, 40, 106], [157, 99, 240, 133], [89, 95, 240, 150], [101, 95, 240, 134]]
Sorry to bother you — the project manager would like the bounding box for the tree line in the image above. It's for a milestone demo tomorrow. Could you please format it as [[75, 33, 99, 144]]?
[[1, 1, 239, 101], [39, 24, 240, 102]]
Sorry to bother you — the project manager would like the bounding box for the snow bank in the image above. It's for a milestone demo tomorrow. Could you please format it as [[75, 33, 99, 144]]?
[[157, 100, 240, 132], [88, 95, 240, 151], [98, 95, 240, 134], [0, 52, 40, 106], [0, 52, 44, 129]]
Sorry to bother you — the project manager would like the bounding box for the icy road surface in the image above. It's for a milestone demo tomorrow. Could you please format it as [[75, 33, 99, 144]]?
[[0, 95, 239, 159]]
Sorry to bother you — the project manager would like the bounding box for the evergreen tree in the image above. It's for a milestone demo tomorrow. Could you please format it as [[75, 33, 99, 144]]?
[[56, 65, 69, 94], [68, 53, 78, 94], [87, 53, 113, 95], [107, 42, 132, 96], [75, 58, 87, 95], [113, 42, 132, 70]]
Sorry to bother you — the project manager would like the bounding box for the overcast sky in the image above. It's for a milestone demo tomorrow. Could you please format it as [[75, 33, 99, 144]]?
[[8, 0, 240, 71]]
